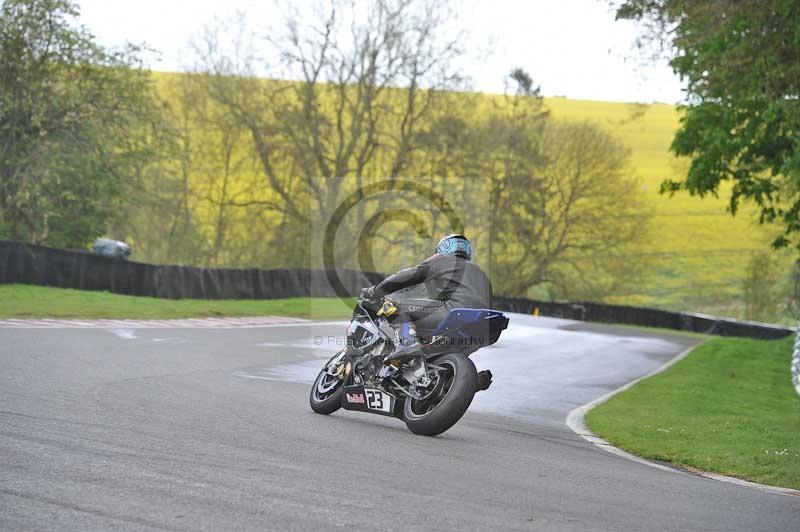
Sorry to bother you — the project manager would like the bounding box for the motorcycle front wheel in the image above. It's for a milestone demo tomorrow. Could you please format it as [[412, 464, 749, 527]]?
[[309, 350, 346, 415], [403, 352, 478, 436]]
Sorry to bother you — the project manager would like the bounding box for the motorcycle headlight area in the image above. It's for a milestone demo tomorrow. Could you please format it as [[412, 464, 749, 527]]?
[[348, 322, 380, 349]]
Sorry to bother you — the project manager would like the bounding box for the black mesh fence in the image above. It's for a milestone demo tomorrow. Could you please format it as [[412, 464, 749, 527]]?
[[0, 239, 792, 339], [492, 296, 793, 340], [0, 240, 382, 299]]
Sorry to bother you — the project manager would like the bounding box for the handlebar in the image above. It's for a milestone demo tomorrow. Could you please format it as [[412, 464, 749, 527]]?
[[356, 296, 383, 313]]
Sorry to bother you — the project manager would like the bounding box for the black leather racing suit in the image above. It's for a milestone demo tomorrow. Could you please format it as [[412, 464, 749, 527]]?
[[369, 253, 494, 334]]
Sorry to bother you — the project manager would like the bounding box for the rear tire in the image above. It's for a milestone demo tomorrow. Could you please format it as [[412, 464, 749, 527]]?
[[309, 351, 346, 415], [403, 352, 477, 436]]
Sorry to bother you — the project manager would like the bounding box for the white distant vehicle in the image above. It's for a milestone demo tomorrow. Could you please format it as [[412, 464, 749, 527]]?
[[91, 238, 131, 259]]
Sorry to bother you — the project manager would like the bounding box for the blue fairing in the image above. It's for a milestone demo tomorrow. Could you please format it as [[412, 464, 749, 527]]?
[[431, 308, 509, 347]]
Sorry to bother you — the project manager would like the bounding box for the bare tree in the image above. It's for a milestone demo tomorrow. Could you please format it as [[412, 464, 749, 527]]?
[[134, 3, 649, 301], [187, 0, 468, 267], [416, 74, 651, 299], [509, 120, 650, 299], [115, 78, 210, 265]]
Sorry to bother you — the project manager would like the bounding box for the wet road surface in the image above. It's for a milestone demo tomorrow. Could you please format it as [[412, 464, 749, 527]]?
[[1, 315, 797, 531]]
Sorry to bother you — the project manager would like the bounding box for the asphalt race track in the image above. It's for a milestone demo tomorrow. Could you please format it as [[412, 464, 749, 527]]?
[[2, 315, 798, 531]]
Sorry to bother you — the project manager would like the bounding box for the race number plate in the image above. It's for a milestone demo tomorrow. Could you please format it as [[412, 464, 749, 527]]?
[[364, 388, 392, 414], [341, 384, 396, 417]]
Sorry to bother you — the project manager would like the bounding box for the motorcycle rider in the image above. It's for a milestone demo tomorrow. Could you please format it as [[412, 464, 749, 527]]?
[[360, 234, 494, 363]]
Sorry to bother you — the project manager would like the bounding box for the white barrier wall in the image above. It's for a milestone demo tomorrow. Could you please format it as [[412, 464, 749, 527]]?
[[793, 326, 800, 397]]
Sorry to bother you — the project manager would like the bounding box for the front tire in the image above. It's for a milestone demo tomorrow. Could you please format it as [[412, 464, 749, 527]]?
[[403, 353, 477, 436], [309, 351, 346, 415]]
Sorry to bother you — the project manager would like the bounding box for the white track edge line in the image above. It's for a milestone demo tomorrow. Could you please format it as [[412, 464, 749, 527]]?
[[565, 341, 800, 498]]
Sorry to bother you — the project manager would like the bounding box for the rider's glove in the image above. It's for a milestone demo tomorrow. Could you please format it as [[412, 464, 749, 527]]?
[[360, 286, 378, 302]]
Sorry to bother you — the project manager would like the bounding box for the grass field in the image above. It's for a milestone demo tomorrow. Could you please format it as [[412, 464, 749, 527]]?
[[586, 337, 800, 489], [0, 284, 354, 320]]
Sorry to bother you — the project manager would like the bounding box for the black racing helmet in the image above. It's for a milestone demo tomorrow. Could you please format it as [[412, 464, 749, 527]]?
[[436, 234, 472, 261]]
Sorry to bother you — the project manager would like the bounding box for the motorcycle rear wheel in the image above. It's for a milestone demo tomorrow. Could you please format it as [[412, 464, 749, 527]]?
[[403, 352, 477, 436], [309, 351, 346, 415]]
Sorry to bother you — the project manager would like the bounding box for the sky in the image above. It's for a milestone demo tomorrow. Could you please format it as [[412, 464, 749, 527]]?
[[76, 0, 685, 104]]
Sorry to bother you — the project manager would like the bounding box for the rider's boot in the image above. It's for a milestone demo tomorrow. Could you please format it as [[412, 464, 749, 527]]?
[[383, 322, 421, 365], [476, 370, 493, 391]]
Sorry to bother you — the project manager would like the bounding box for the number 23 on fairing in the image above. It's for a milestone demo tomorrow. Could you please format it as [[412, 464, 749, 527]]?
[[365, 389, 393, 413]]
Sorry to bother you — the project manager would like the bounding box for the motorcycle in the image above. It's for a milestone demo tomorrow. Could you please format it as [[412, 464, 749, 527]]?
[[309, 297, 509, 436]]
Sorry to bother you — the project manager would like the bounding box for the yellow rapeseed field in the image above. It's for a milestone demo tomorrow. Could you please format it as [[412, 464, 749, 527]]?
[[153, 72, 789, 315], [545, 96, 791, 312]]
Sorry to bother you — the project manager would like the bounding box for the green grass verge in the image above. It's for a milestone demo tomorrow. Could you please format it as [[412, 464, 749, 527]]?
[[586, 337, 800, 489], [0, 284, 354, 320]]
